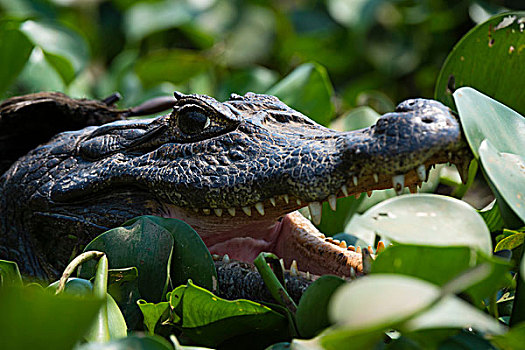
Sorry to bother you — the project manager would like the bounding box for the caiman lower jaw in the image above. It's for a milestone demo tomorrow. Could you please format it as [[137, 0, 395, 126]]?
[[161, 203, 363, 277]]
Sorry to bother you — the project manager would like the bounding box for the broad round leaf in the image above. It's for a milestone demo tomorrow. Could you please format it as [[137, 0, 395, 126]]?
[[435, 12, 525, 115], [479, 140, 525, 223], [404, 295, 505, 335], [453, 87, 525, 159], [329, 274, 439, 330], [359, 194, 492, 254]]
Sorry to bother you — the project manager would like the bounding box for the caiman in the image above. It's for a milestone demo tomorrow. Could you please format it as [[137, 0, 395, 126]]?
[[0, 91, 469, 282]]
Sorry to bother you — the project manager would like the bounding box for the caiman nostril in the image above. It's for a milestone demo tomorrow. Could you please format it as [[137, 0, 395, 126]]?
[[422, 117, 434, 124]]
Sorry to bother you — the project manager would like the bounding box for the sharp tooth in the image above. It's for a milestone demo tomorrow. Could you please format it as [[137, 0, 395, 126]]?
[[367, 190, 373, 197], [242, 206, 252, 216], [362, 248, 372, 274], [296, 199, 302, 205], [356, 246, 362, 253], [223, 254, 230, 263], [306, 271, 311, 280], [333, 239, 340, 245], [339, 240, 347, 248], [373, 173, 379, 183], [409, 185, 418, 194], [255, 202, 265, 216], [283, 194, 289, 204], [376, 241, 386, 254], [355, 193, 361, 199], [203, 209, 211, 215], [416, 164, 426, 181], [214, 209, 223, 217], [319, 234, 325, 239], [348, 245, 356, 252], [392, 174, 405, 195], [353, 176, 358, 187], [227, 208, 236, 217], [328, 195, 337, 211], [456, 160, 470, 184], [349, 267, 356, 279], [448, 152, 453, 159], [280, 258, 285, 270], [290, 260, 298, 276], [308, 201, 322, 225], [341, 185, 349, 196], [270, 197, 276, 206]]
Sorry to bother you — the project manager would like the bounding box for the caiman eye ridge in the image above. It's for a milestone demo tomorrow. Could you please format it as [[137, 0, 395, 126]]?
[[177, 107, 210, 135]]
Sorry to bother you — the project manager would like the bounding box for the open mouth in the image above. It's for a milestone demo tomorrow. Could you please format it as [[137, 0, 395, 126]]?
[[158, 160, 460, 278]]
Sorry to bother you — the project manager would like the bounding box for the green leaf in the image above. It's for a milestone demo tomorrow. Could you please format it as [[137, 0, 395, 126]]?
[[47, 277, 128, 341], [479, 200, 505, 233], [137, 300, 170, 335], [296, 275, 345, 338], [327, 275, 505, 344], [86, 255, 111, 343], [267, 63, 334, 126], [43, 51, 76, 85], [76, 334, 173, 350], [20, 20, 89, 79], [359, 194, 493, 255], [124, 216, 217, 293], [169, 281, 289, 348], [80, 217, 174, 302], [219, 66, 278, 100], [0, 287, 103, 350], [135, 49, 211, 88], [0, 23, 33, 96], [123, 0, 193, 42], [0, 260, 22, 287], [495, 231, 524, 252], [435, 12, 525, 115], [372, 245, 511, 305], [479, 140, 525, 224], [491, 322, 525, 350], [453, 87, 525, 159]]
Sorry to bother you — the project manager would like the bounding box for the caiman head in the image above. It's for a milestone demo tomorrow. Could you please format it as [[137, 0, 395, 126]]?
[[0, 92, 469, 278]]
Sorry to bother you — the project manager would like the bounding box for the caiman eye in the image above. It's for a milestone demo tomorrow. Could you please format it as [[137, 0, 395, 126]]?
[[177, 108, 210, 134]]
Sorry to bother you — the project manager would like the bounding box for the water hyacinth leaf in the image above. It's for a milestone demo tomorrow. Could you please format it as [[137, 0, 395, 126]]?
[[403, 295, 505, 335], [295, 275, 346, 338], [267, 63, 334, 126], [479, 140, 525, 223], [0, 287, 103, 350], [125, 216, 217, 293], [137, 300, 170, 335], [0, 24, 33, 96], [453, 87, 525, 159], [20, 20, 88, 81], [0, 259, 22, 287], [436, 12, 525, 115], [77, 334, 173, 350], [372, 245, 511, 305], [135, 49, 211, 88], [79, 216, 174, 302], [329, 275, 440, 331], [359, 194, 492, 254], [169, 281, 289, 347], [495, 230, 524, 252]]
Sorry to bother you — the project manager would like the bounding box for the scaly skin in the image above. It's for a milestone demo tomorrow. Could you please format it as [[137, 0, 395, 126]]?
[[0, 92, 469, 279]]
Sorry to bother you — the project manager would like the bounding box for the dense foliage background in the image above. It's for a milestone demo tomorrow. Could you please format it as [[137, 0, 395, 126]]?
[[0, 0, 522, 114]]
